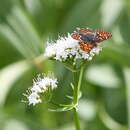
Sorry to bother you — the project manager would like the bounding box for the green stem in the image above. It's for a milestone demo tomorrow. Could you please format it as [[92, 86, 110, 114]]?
[[126, 85, 130, 130], [124, 69, 130, 130], [73, 108, 81, 130], [73, 66, 84, 104], [73, 66, 84, 130], [123, 68, 130, 130]]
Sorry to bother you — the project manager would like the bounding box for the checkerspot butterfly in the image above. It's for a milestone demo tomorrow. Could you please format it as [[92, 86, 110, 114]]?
[[71, 28, 112, 52]]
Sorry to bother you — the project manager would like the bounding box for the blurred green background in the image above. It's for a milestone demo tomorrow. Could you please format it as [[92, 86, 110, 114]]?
[[0, 0, 130, 130]]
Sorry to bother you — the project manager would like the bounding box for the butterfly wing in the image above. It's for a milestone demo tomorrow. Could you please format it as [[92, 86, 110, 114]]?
[[94, 30, 112, 43], [77, 28, 93, 34], [79, 42, 96, 52], [71, 28, 93, 41], [71, 32, 81, 41], [71, 28, 112, 44]]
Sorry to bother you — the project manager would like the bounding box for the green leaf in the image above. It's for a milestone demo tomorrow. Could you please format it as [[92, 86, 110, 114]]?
[[101, 0, 124, 28], [99, 105, 127, 130], [86, 64, 120, 88], [0, 24, 30, 58], [101, 42, 130, 67], [7, 7, 42, 53], [0, 7, 42, 58], [61, 0, 102, 31], [124, 68, 130, 129], [2, 119, 29, 130], [49, 106, 73, 112], [0, 60, 31, 106]]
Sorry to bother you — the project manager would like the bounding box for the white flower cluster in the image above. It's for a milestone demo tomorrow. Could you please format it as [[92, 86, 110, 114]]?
[[23, 75, 58, 106], [44, 34, 102, 62]]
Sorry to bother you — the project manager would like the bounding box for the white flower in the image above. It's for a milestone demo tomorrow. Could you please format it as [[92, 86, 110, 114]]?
[[50, 78, 58, 89], [44, 42, 56, 57], [31, 84, 42, 93], [28, 92, 42, 106], [44, 34, 102, 62], [23, 74, 58, 106]]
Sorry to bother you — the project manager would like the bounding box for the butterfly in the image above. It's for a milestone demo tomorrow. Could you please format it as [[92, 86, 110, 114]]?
[[71, 28, 112, 52]]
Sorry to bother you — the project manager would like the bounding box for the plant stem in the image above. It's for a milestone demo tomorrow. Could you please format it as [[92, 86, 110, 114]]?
[[124, 69, 130, 130], [73, 108, 81, 130], [73, 66, 84, 104], [126, 84, 130, 130], [73, 66, 84, 130]]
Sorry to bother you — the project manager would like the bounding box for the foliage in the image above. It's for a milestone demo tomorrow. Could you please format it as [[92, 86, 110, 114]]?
[[0, 0, 130, 129]]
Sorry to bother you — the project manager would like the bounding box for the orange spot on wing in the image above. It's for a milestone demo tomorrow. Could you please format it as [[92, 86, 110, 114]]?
[[78, 28, 93, 34], [95, 30, 112, 42], [79, 42, 96, 52], [71, 33, 81, 40]]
